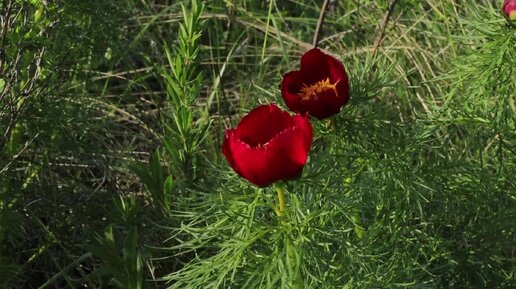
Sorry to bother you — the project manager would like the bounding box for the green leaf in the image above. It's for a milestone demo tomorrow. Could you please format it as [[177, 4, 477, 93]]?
[[164, 175, 174, 194]]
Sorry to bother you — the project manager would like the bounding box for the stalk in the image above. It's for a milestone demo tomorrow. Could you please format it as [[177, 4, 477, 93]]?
[[275, 184, 286, 220], [274, 184, 302, 286], [312, 0, 331, 47]]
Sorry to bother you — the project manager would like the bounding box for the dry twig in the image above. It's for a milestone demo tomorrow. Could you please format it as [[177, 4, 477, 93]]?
[[313, 0, 331, 48], [372, 0, 399, 57]]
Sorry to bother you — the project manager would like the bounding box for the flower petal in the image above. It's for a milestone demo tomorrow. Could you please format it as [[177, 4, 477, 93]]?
[[226, 135, 271, 186], [281, 70, 307, 115], [291, 114, 313, 153], [222, 129, 240, 174], [305, 89, 344, 119], [235, 104, 292, 147], [300, 48, 332, 84], [327, 53, 348, 84]]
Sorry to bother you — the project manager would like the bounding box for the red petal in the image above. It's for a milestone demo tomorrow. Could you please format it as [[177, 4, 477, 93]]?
[[302, 48, 348, 85], [300, 48, 332, 84], [222, 129, 239, 174], [281, 71, 308, 115], [235, 104, 292, 147], [336, 77, 350, 106], [226, 135, 270, 186], [291, 114, 313, 153], [305, 89, 344, 119]]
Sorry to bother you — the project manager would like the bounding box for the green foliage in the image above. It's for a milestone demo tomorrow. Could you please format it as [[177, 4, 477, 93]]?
[[84, 226, 145, 289], [160, 0, 211, 185], [0, 0, 514, 288], [131, 151, 171, 212]]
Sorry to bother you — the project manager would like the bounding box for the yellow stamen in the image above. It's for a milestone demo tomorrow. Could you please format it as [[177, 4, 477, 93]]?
[[297, 78, 338, 101]]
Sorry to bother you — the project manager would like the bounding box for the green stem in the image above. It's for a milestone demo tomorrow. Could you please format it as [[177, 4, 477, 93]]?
[[274, 184, 289, 227], [274, 184, 302, 286], [276, 185, 286, 219], [286, 237, 303, 288]]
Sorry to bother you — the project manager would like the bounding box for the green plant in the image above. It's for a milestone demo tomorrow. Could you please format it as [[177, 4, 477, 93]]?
[[0, 1, 514, 288], [85, 225, 145, 289], [160, 0, 210, 186]]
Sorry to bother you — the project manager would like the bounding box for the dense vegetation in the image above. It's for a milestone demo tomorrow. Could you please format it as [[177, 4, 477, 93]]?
[[0, 0, 514, 288]]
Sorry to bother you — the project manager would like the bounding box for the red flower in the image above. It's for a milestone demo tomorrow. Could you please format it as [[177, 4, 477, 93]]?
[[281, 48, 350, 119], [503, 0, 516, 23], [222, 104, 312, 187]]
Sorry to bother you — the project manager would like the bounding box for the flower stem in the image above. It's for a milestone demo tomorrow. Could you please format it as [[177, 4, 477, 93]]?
[[275, 184, 287, 224], [286, 237, 303, 287], [274, 184, 302, 285]]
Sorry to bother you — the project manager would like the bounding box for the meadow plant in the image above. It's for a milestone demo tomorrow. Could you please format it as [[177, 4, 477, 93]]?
[[0, 1, 514, 288]]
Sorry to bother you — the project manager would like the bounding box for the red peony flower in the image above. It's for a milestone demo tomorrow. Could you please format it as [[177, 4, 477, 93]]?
[[222, 104, 312, 187], [503, 0, 516, 23], [281, 48, 350, 120]]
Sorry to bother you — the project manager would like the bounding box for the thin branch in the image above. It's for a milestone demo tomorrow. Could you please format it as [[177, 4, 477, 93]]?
[[312, 0, 331, 48], [372, 0, 398, 57], [0, 132, 40, 174]]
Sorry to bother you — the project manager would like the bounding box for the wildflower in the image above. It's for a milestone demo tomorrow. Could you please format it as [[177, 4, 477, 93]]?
[[281, 48, 350, 119], [222, 104, 312, 187]]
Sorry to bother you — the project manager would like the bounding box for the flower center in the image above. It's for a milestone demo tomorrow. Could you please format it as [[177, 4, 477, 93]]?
[[255, 142, 268, 148], [297, 78, 338, 101]]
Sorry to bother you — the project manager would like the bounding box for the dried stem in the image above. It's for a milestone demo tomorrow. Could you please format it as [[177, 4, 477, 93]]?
[[0, 132, 39, 174], [312, 0, 331, 48], [372, 0, 399, 57]]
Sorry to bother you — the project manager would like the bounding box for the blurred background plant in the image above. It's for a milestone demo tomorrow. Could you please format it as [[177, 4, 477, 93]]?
[[0, 0, 514, 288]]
